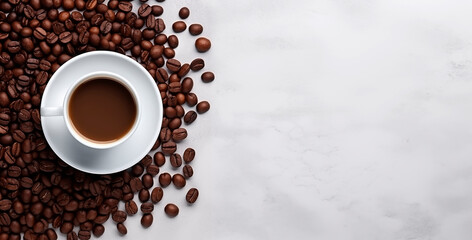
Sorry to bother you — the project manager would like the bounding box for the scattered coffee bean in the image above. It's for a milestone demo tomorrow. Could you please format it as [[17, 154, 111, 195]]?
[[170, 153, 183, 167], [189, 24, 203, 36], [196, 101, 211, 114], [164, 203, 179, 217], [186, 188, 199, 203], [117, 223, 127, 235], [159, 172, 171, 187], [178, 7, 190, 19], [195, 37, 211, 52], [172, 174, 186, 188], [125, 200, 138, 215], [141, 214, 153, 228], [201, 71, 215, 83], [183, 148, 196, 163], [151, 187, 163, 203], [183, 165, 194, 178], [184, 110, 198, 124], [92, 224, 105, 237], [190, 58, 205, 71]]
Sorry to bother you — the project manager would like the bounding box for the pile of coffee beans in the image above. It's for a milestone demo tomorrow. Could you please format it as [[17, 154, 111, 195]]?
[[0, 0, 213, 239]]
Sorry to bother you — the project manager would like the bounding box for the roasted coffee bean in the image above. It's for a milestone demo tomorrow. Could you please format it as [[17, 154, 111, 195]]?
[[179, 7, 190, 19], [130, 177, 143, 192], [117, 223, 127, 235], [125, 200, 138, 215], [155, 67, 168, 83], [201, 71, 215, 82], [186, 188, 199, 203], [78, 230, 91, 240], [140, 202, 154, 214], [158, 172, 171, 187], [186, 93, 198, 107], [167, 34, 178, 48], [154, 152, 165, 166], [138, 188, 150, 202], [166, 59, 181, 73], [85, 0, 97, 11], [195, 37, 211, 52], [112, 210, 127, 223], [146, 165, 159, 176], [150, 187, 163, 203], [67, 231, 78, 240], [141, 214, 153, 228], [183, 148, 196, 163], [59, 31, 72, 43], [0, 200, 12, 211], [189, 23, 203, 36], [92, 224, 105, 237], [164, 203, 179, 217], [172, 128, 187, 142], [155, 18, 165, 33], [99, 20, 111, 34], [33, 27, 46, 40], [118, 1, 132, 12], [178, 63, 190, 78], [184, 110, 197, 124], [152, 5, 163, 16], [172, 174, 186, 188], [161, 141, 176, 155], [197, 101, 211, 113], [170, 153, 183, 168], [138, 4, 152, 17], [142, 174, 153, 189], [181, 77, 194, 93], [183, 165, 194, 178], [190, 58, 205, 71]]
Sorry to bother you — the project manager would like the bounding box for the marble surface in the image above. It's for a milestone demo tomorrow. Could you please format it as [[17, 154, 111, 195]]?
[[104, 0, 472, 239]]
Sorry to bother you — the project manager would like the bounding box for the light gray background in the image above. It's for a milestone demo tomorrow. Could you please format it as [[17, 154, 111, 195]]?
[[99, 0, 472, 239]]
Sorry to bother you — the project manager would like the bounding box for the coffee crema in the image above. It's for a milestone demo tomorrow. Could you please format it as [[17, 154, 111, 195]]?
[[68, 78, 137, 142]]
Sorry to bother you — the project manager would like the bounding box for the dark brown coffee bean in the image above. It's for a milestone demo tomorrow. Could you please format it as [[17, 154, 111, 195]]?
[[184, 110, 197, 124], [183, 148, 196, 163], [150, 187, 163, 203], [99, 21, 111, 34], [138, 188, 150, 202], [181, 77, 194, 93], [33, 27, 46, 40], [186, 188, 199, 203], [112, 210, 127, 223], [183, 165, 194, 178], [140, 202, 154, 214], [0, 200, 12, 211], [172, 21, 186, 33], [164, 203, 179, 217], [155, 67, 168, 83], [151, 5, 163, 16], [78, 230, 91, 240], [141, 214, 153, 228], [172, 174, 186, 188], [59, 31, 72, 43], [172, 128, 187, 142], [170, 153, 183, 167], [190, 58, 205, 72], [85, 0, 97, 10], [0, 113, 10, 125], [186, 92, 198, 107], [197, 101, 211, 113], [161, 141, 177, 155], [125, 200, 138, 215], [129, 177, 143, 192], [138, 4, 152, 17], [66, 231, 78, 240], [142, 173, 153, 189], [200, 72, 215, 84], [146, 165, 159, 176], [167, 34, 179, 49], [92, 224, 104, 237], [154, 152, 165, 166], [179, 7, 190, 19], [158, 172, 171, 187], [168, 82, 181, 94], [117, 223, 127, 235], [189, 23, 203, 36], [118, 1, 132, 12], [178, 63, 190, 78], [195, 37, 211, 52], [166, 59, 181, 73], [155, 18, 165, 33]]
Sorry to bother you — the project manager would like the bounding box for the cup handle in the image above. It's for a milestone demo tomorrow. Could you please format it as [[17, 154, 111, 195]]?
[[41, 107, 63, 117]]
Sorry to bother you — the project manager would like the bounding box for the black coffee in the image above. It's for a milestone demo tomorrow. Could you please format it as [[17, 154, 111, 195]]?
[[68, 78, 137, 142]]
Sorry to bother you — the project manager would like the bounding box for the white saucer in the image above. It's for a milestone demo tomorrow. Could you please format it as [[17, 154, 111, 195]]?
[[41, 51, 162, 174]]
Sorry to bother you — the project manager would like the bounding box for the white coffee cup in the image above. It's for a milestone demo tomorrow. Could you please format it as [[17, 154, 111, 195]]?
[[41, 71, 141, 149]]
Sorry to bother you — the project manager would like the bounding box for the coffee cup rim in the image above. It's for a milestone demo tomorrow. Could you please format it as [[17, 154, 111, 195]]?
[[63, 71, 141, 149]]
